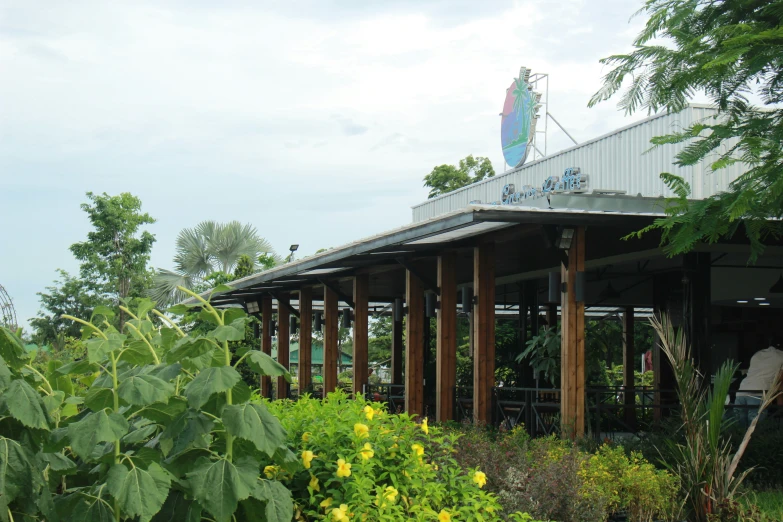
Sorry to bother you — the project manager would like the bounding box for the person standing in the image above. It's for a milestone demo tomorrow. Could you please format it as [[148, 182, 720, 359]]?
[[735, 336, 783, 427]]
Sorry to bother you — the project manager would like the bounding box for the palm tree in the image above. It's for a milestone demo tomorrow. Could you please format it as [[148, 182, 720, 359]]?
[[150, 221, 278, 306]]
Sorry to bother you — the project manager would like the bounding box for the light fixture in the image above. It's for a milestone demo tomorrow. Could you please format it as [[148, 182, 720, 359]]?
[[548, 272, 561, 303], [290, 316, 297, 335], [393, 298, 404, 322], [313, 312, 322, 332], [575, 271, 586, 303], [269, 319, 276, 335], [760, 302, 771, 306], [556, 226, 575, 250], [737, 300, 749, 304], [425, 292, 438, 318], [599, 282, 621, 301], [461, 287, 473, 314], [754, 297, 766, 301], [341, 309, 352, 329], [287, 244, 299, 263], [246, 301, 260, 314], [770, 275, 783, 294]]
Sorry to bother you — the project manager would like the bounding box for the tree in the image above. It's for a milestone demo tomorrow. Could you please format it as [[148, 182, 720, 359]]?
[[68, 192, 155, 327], [423, 155, 495, 199], [589, 0, 783, 259], [151, 221, 277, 306]]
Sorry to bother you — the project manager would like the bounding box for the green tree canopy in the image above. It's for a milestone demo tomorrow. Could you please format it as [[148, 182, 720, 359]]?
[[423, 155, 495, 199], [589, 0, 783, 259]]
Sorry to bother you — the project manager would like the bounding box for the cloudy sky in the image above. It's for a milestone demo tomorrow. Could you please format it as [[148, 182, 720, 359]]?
[[1, 0, 652, 329]]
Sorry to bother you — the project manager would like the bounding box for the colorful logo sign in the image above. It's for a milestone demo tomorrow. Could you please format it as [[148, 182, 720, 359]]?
[[500, 67, 540, 168], [499, 168, 589, 205]]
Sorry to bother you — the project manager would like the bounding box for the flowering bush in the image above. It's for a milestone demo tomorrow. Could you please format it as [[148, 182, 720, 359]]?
[[264, 392, 544, 521]]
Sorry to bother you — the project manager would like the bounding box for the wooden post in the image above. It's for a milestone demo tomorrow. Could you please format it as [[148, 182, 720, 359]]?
[[473, 243, 496, 424], [436, 253, 457, 422], [623, 307, 636, 428], [261, 296, 273, 399], [298, 288, 312, 394], [277, 294, 290, 399], [560, 227, 586, 438], [391, 313, 403, 385], [353, 274, 369, 398], [405, 270, 424, 415], [324, 286, 339, 394]]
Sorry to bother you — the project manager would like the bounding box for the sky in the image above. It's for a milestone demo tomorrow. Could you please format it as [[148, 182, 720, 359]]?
[[0, 0, 654, 330]]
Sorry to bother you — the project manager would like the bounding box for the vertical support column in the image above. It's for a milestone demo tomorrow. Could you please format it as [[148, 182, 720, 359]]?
[[353, 274, 369, 398], [323, 286, 339, 394], [298, 288, 312, 394], [473, 243, 496, 424], [560, 227, 586, 438], [261, 296, 273, 399], [623, 307, 636, 428], [436, 253, 456, 422], [391, 313, 404, 385], [405, 271, 425, 416], [277, 294, 290, 399]]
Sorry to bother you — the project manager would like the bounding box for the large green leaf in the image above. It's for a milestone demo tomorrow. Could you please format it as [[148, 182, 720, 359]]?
[[167, 336, 216, 363], [152, 490, 202, 522], [0, 356, 12, 391], [118, 374, 175, 406], [223, 308, 247, 326], [145, 362, 183, 382], [134, 397, 187, 423], [253, 479, 294, 522], [91, 305, 116, 322], [2, 379, 51, 430], [153, 327, 179, 353], [0, 437, 34, 516], [107, 462, 170, 522], [135, 298, 157, 319], [118, 340, 158, 366], [84, 386, 115, 412], [54, 358, 98, 376], [46, 360, 74, 395], [159, 411, 213, 458], [86, 333, 126, 363], [246, 351, 291, 382], [209, 324, 245, 342], [121, 424, 157, 444], [187, 456, 258, 522], [67, 410, 129, 458], [39, 452, 77, 475], [0, 328, 29, 369], [54, 489, 114, 522], [185, 366, 241, 409], [222, 403, 287, 457]]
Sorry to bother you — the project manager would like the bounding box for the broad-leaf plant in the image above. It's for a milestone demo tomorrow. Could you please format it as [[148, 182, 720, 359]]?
[[0, 286, 294, 522]]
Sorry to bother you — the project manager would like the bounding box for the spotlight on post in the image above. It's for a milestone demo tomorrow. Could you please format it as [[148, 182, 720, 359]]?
[[341, 309, 352, 329], [287, 244, 299, 262], [393, 298, 404, 322], [246, 301, 260, 314], [461, 287, 473, 314], [548, 272, 561, 303], [290, 316, 297, 335], [314, 312, 322, 332], [425, 292, 437, 318], [269, 319, 276, 335], [556, 226, 575, 250]]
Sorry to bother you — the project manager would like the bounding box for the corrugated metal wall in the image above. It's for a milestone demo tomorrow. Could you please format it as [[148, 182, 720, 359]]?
[[412, 105, 746, 222]]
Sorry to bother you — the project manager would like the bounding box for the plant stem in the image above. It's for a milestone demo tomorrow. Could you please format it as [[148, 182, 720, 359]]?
[[110, 352, 121, 522], [62, 315, 108, 340], [24, 364, 54, 395], [152, 310, 186, 337], [123, 323, 161, 364], [178, 286, 221, 325]]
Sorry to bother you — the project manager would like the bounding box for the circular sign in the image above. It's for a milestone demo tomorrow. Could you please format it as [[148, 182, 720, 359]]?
[[501, 72, 537, 168]]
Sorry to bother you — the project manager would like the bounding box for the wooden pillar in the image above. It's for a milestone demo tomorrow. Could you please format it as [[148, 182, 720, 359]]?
[[298, 288, 312, 394], [560, 227, 586, 438], [277, 294, 290, 399], [353, 274, 369, 397], [436, 253, 457, 422], [391, 314, 403, 385], [473, 243, 496, 424], [405, 271, 425, 415], [323, 286, 339, 394], [622, 307, 636, 428], [261, 296, 273, 399]]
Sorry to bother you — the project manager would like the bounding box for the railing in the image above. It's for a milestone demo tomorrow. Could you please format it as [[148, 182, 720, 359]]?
[[363, 384, 406, 414]]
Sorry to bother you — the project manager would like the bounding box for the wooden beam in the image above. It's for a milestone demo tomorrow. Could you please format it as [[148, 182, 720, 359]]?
[[405, 270, 424, 416], [353, 275, 369, 397], [298, 287, 312, 394], [391, 315, 403, 385], [323, 286, 339, 394], [623, 306, 636, 429], [261, 296, 273, 399], [560, 227, 586, 438], [473, 243, 496, 424], [436, 253, 457, 422], [277, 294, 290, 399]]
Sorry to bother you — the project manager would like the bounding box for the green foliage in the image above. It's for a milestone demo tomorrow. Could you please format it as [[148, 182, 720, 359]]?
[[0, 292, 294, 522], [590, 0, 783, 260], [423, 155, 495, 199], [516, 326, 561, 387], [234, 254, 255, 279]]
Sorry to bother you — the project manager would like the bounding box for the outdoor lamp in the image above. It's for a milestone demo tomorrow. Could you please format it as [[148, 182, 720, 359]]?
[[393, 298, 404, 322], [269, 319, 276, 335], [314, 312, 322, 332], [246, 301, 260, 314], [425, 292, 437, 318], [290, 316, 297, 335], [575, 271, 586, 303], [599, 281, 621, 301], [556, 226, 575, 250], [288, 244, 299, 262], [461, 287, 473, 314], [548, 272, 561, 303], [341, 309, 352, 329]]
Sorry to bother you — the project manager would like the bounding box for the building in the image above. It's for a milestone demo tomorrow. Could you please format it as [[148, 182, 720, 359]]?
[[185, 104, 782, 437]]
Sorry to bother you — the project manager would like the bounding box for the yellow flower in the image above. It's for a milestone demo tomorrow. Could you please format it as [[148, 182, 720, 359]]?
[[360, 442, 374, 460], [302, 432, 311, 442], [263, 465, 277, 479], [309, 474, 320, 492], [354, 423, 369, 439], [421, 417, 429, 435], [363, 405, 374, 421], [383, 486, 398, 502], [331, 504, 350, 521], [411, 443, 424, 457], [320, 497, 333, 509], [302, 450, 316, 469], [438, 509, 451, 522], [473, 470, 487, 488], [336, 458, 352, 478]]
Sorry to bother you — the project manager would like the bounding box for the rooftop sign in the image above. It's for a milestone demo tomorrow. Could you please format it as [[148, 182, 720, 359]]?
[[499, 167, 589, 205], [500, 67, 541, 168]]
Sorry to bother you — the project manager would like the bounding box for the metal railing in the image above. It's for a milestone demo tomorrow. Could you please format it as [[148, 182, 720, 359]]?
[[363, 384, 406, 414]]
